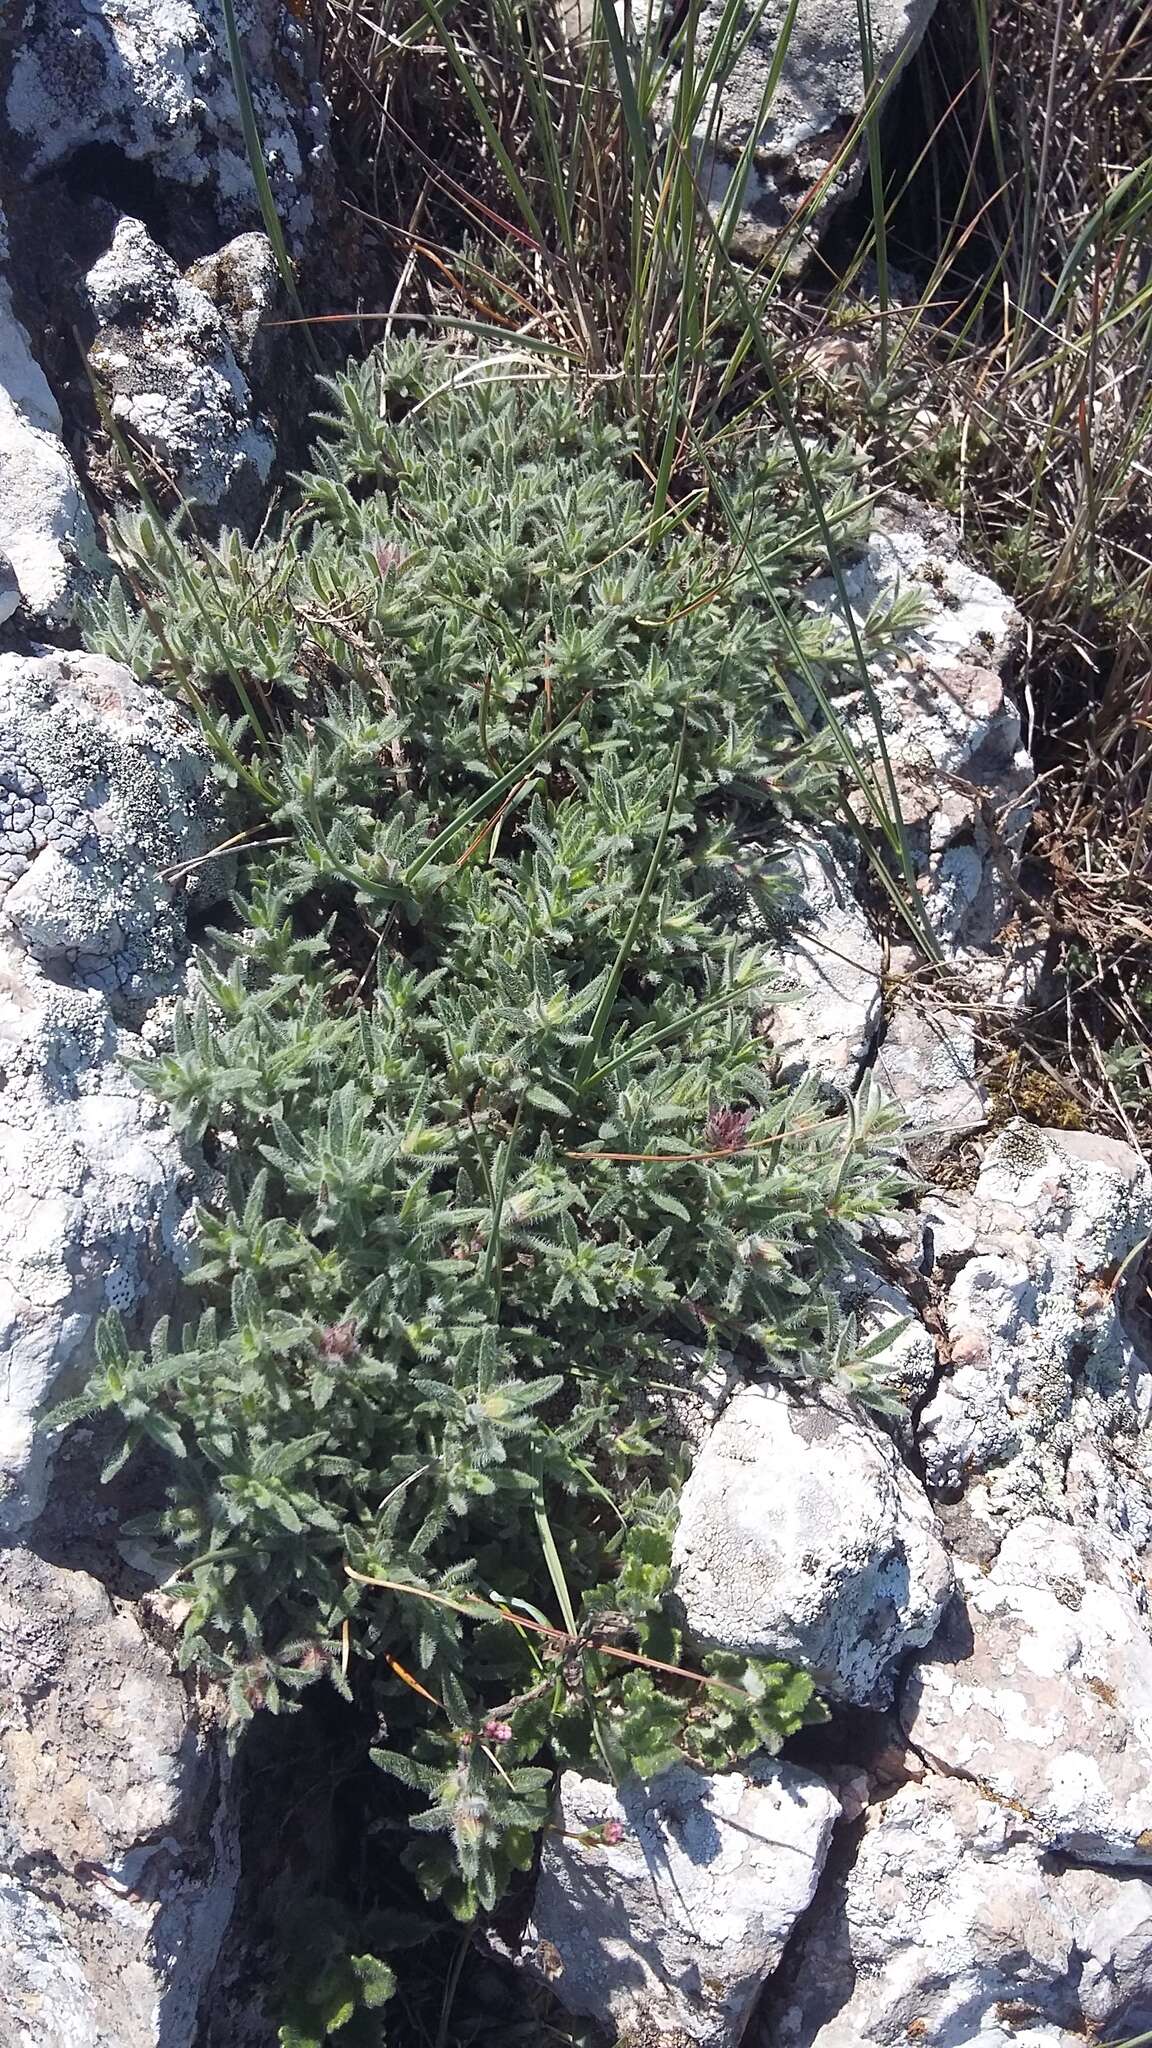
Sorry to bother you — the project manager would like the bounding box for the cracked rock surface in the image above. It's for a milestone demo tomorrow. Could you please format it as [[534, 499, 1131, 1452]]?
[[903, 1517, 1152, 1866], [0, 647, 229, 1535], [762, 1772, 1152, 2048], [526, 1761, 841, 2047], [0, 1545, 238, 2048]]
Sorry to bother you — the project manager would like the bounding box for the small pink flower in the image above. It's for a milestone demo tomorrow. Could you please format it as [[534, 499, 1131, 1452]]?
[[600, 1818, 624, 1846], [482, 1719, 512, 1745]]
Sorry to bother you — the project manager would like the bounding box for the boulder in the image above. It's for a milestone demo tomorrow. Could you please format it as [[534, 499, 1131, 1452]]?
[[904, 1517, 1152, 1866], [0, 1545, 238, 2048], [763, 1771, 1152, 2048], [675, 0, 939, 261], [0, 648, 229, 1533], [670, 1384, 952, 1706], [85, 216, 277, 532], [525, 1760, 840, 2047], [5, 0, 328, 251]]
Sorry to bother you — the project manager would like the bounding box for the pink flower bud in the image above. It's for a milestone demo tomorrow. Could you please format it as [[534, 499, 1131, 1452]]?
[[373, 540, 409, 579], [482, 1718, 512, 1745]]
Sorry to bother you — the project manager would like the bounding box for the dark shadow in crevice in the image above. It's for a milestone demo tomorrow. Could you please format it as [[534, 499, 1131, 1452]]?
[[197, 1677, 577, 2048]]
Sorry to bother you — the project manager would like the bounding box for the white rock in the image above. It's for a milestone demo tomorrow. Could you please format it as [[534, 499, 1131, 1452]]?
[[806, 505, 1031, 956], [86, 217, 276, 528], [676, 0, 937, 258], [764, 1771, 1152, 2048], [812, 506, 1021, 675], [917, 1122, 1152, 1529], [671, 1384, 952, 1705], [903, 1517, 1152, 1866], [0, 1546, 238, 2048], [0, 648, 228, 1532], [763, 831, 883, 1089], [526, 1760, 840, 2047], [6, 0, 328, 249], [0, 264, 106, 625]]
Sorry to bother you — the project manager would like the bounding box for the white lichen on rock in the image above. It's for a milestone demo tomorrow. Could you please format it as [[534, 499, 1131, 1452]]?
[[5, 0, 328, 248], [670, 1383, 953, 1706], [0, 646, 229, 999], [85, 217, 276, 529], [917, 1122, 1152, 1532], [0, 648, 229, 1533]]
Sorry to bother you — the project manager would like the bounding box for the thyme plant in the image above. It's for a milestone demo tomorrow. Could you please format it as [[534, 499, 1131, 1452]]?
[[62, 342, 906, 1922]]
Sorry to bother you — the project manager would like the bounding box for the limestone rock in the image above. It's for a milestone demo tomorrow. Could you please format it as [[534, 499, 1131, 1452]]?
[[525, 1760, 840, 2047], [677, 0, 938, 261], [0, 648, 229, 1532], [85, 217, 276, 530], [670, 1384, 952, 1705], [763, 831, 883, 1089], [0, 252, 106, 626], [805, 505, 1028, 953], [917, 1122, 1152, 1530], [0, 1545, 237, 2048], [763, 1771, 1152, 2048], [5, 0, 328, 250], [0, 646, 230, 999], [904, 1517, 1152, 1866]]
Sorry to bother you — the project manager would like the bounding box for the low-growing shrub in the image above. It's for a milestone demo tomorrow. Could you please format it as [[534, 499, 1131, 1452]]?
[[60, 342, 906, 1921]]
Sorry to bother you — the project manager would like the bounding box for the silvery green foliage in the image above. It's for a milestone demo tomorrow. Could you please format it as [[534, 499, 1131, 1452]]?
[[70, 343, 906, 1917]]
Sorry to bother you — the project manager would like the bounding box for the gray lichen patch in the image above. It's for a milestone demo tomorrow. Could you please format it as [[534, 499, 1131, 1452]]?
[[0, 646, 231, 1006]]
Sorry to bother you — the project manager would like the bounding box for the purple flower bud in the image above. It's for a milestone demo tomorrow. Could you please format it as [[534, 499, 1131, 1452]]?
[[319, 1320, 359, 1361], [704, 1105, 754, 1153], [373, 540, 408, 579]]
